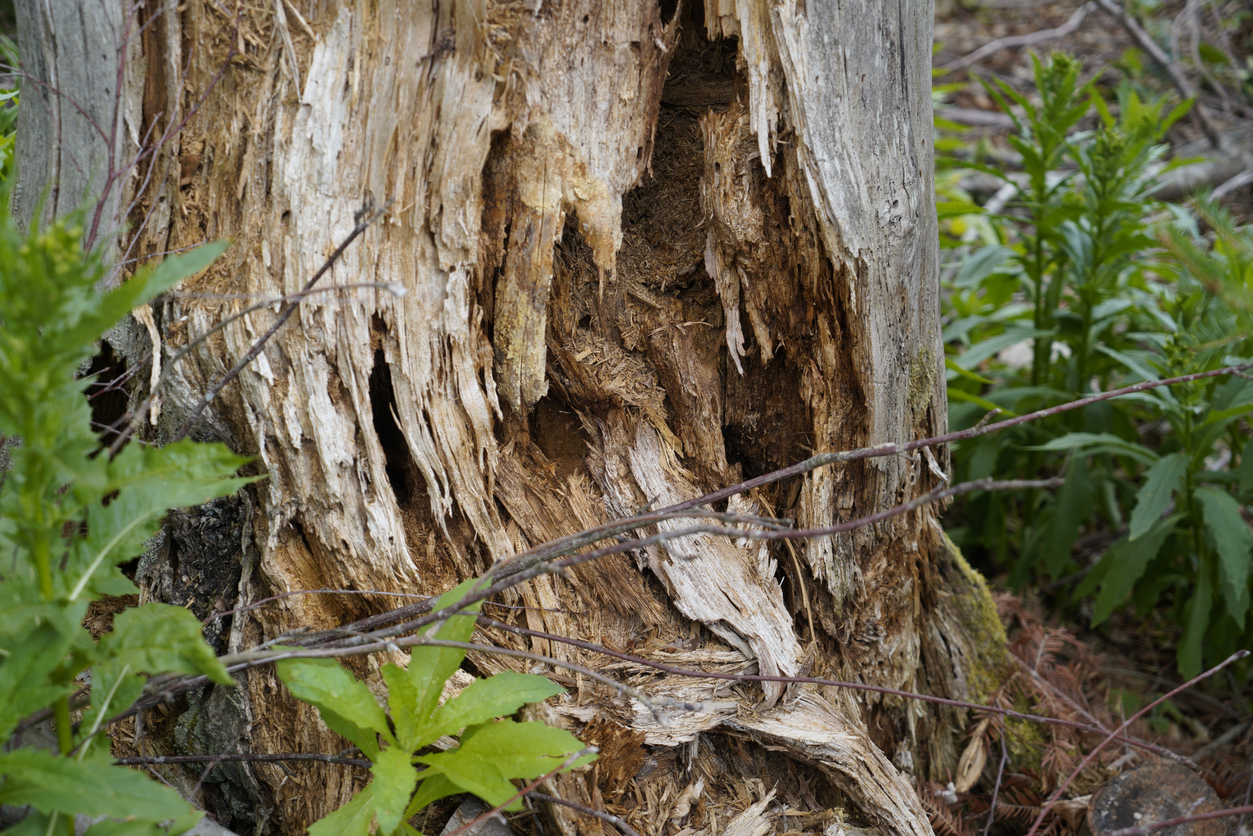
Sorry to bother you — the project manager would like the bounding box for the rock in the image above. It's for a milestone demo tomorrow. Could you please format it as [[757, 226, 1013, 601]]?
[[1088, 763, 1230, 836]]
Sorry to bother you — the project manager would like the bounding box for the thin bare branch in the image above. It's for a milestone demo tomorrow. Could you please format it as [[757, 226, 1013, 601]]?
[[115, 752, 370, 768], [529, 791, 644, 836], [476, 615, 1194, 764], [983, 733, 1009, 836], [940, 3, 1094, 72], [171, 200, 390, 441]]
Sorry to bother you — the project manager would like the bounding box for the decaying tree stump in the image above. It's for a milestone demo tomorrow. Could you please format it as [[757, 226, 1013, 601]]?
[[16, 1, 1012, 834]]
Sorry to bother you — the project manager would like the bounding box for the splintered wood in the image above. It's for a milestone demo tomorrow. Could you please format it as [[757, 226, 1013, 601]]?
[[90, 0, 995, 833]]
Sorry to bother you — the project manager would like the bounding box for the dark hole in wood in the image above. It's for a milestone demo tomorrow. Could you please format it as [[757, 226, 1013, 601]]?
[[368, 347, 413, 505], [83, 341, 130, 449]]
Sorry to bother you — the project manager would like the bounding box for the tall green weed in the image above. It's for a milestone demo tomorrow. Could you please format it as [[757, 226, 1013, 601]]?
[[0, 195, 248, 834], [938, 53, 1253, 677]]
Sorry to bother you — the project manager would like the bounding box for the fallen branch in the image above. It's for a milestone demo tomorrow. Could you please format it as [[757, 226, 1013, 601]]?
[[114, 752, 370, 769], [940, 3, 1094, 72]]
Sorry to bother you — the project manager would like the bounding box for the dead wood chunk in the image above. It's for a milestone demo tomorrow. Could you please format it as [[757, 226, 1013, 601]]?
[[1087, 764, 1230, 836]]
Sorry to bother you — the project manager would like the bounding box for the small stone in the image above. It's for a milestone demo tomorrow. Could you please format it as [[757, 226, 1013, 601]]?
[[1088, 763, 1229, 836]]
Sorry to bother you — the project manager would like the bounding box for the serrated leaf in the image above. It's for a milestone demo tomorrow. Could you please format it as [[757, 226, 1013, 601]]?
[[65, 442, 253, 602], [1129, 453, 1187, 540], [1196, 487, 1253, 628], [77, 657, 147, 754], [98, 603, 231, 684], [382, 662, 422, 750], [1041, 457, 1095, 576], [425, 672, 562, 743], [0, 750, 194, 820], [308, 784, 375, 836], [1208, 373, 1253, 415], [1081, 516, 1179, 625], [276, 658, 389, 759], [372, 746, 418, 834], [135, 241, 230, 305], [55, 242, 230, 359], [0, 617, 85, 741]]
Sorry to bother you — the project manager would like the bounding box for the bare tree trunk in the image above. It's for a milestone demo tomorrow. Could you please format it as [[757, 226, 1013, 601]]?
[[17, 1, 1010, 834]]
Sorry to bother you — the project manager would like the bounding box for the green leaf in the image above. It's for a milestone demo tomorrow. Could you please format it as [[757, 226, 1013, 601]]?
[[65, 442, 253, 602], [1077, 515, 1179, 625], [1094, 345, 1177, 405], [84, 813, 204, 836], [1179, 566, 1214, 679], [425, 672, 562, 743], [944, 359, 996, 387], [949, 326, 1054, 372], [372, 746, 418, 834], [308, 784, 376, 836], [136, 241, 231, 306], [415, 748, 518, 810], [1027, 432, 1158, 464], [1129, 453, 1187, 541], [462, 719, 594, 777], [413, 718, 591, 812], [276, 658, 389, 759], [1040, 457, 1095, 576], [1196, 487, 1253, 628], [406, 772, 461, 818], [382, 662, 423, 751], [54, 242, 230, 361], [1239, 437, 1253, 493], [0, 610, 86, 740], [76, 657, 147, 755], [98, 603, 232, 684], [952, 245, 1017, 288], [0, 810, 54, 836], [406, 578, 487, 733], [0, 750, 195, 821]]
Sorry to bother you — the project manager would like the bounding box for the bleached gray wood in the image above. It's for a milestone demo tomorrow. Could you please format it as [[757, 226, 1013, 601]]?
[[13, 0, 129, 256]]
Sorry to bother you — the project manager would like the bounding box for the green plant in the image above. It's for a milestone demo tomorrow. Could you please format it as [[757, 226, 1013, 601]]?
[[0, 35, 16, 182], [276, 577, 594, 836], [0, 190, 592, 834], [937, 53, 1253, 676], [1065, 196, 1253, 676], [0, 192, 249, 834]]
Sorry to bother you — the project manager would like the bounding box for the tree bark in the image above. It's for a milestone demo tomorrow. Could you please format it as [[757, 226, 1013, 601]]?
[[17, 1, 1011, 835]]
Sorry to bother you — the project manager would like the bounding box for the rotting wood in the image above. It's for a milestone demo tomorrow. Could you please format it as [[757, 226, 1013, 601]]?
[[12, 0, 1001, 834]]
